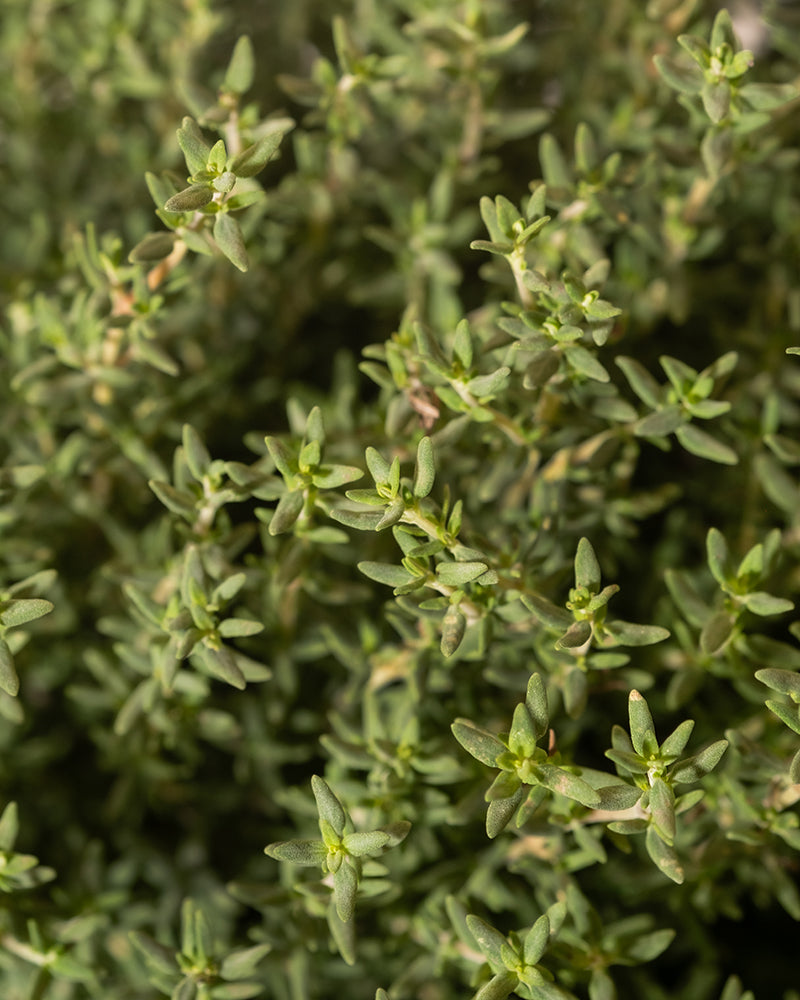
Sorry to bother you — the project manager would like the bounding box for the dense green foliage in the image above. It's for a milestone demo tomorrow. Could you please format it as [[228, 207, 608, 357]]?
[[2, 1, 800, 997]]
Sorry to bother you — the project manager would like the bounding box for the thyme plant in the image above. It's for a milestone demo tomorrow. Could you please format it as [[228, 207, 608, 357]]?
[[2, 1, 800, 998]]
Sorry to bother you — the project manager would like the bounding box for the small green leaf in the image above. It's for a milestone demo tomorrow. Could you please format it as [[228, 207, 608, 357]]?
[[327, 900, 356, 965], [0, 598, 54, 628], [269, 490, 304, 535], [564, 345, 610, 383], [223, 36, 255, 95], [474, 972, 519, 1000], [312, 775, 347, 837], [710, 8, 737, 50], [299, 440, 320, 472], [755, 668, 800, 699], [616, 356, 663, 409], [172, 976, 197, 1000], [486, 770, 522, 801], [375, 495, 406, 531], [436, 561, 488, 586], [653, 54, 704, 94], [742, 592, 794, 616], [265, 437, 295, 480], [764, 700, 800, 735], [660, 719, 695, 759], [343, 831, 390, 857], [625, 928, 676, 963], [649, 777, 676, 844], [441, 605, 467, 657], [539, 133, 572, 189], [213, 213, 249, 272], [665, 569, 709, 627], [165, 184, 214, 212], [413, 436, 435, 498], [495, 195, 520, 237], [671, 740, 728, 783], [524, 350, 561, 387], [218, 618, 264, 638], [574, 538, 601, 591], [523, 914, 550, 966], [466, 367, 510, 398], [230, 129, 290, 178], [129, 231, 176, 263], [451, 720, 504, 766], [537, 763, 601, 807], [329, 507, 385, 531], [212, 574, 246, 605], [182, 424, 211, 480], [604, 621, 670, 646], [0, 639, 20, 696], [790, 749, 800, 783], [645, 826, 684, 883], [607, 818, 648, 835], [706, 528, 733, 587], [595, 784, 642, 810], [0, 802, 19, 851], [453, 319, 474, 369], [358, 562, 416, 588], [509, 703, 538, 758], [177, 117, 211, 176], [466, 915, 508, 966], [264, 839, 327, 866], [333, 859, 358, 922], [634, 406, 684, 437], [470, 239, 513, 257], [628, 690, 657, 758], [675, 424, 737, 465], [525, 673, 549, 742], [378, 820, 411, 847], [678, 33, 710, 68], [130, 931, 177, 975], [589, 969, 616, 1000], [700, 611, 736, 655], [312, 465, 363, 489], [522, 593, 572, 630], [198, 644, 246, 690], [556, 619, 592, 650]]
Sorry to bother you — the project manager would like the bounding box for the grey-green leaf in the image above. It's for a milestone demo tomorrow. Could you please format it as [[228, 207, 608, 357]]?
[[413, 436, 435, 498], [466, 915, 508, 966], [0, 598, 54, 628], [537, 763, 601, 807], [129, 231, 176, 263], [574, 537, 601, 591], [0, 639, 19, 696], [343, 831, 390, 857], [223, 36, 255, 95], [263, 839, 327, 866], [628, 690, 657, 758], [230, 130, 289, 179], [451, 720, 504, 766], [177, 117, 211, 176], [333, 859, 358, 922], [311, 775, 347, 837], [671, 740, 728, 783], [165, 184, 214, 212], [213, 213, 249, 272], [436, 561, 488, 586], [675, 424, 738, 465]]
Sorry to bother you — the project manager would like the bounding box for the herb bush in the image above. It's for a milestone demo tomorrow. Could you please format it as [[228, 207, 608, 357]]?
[[2, 0, 800, 997]]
